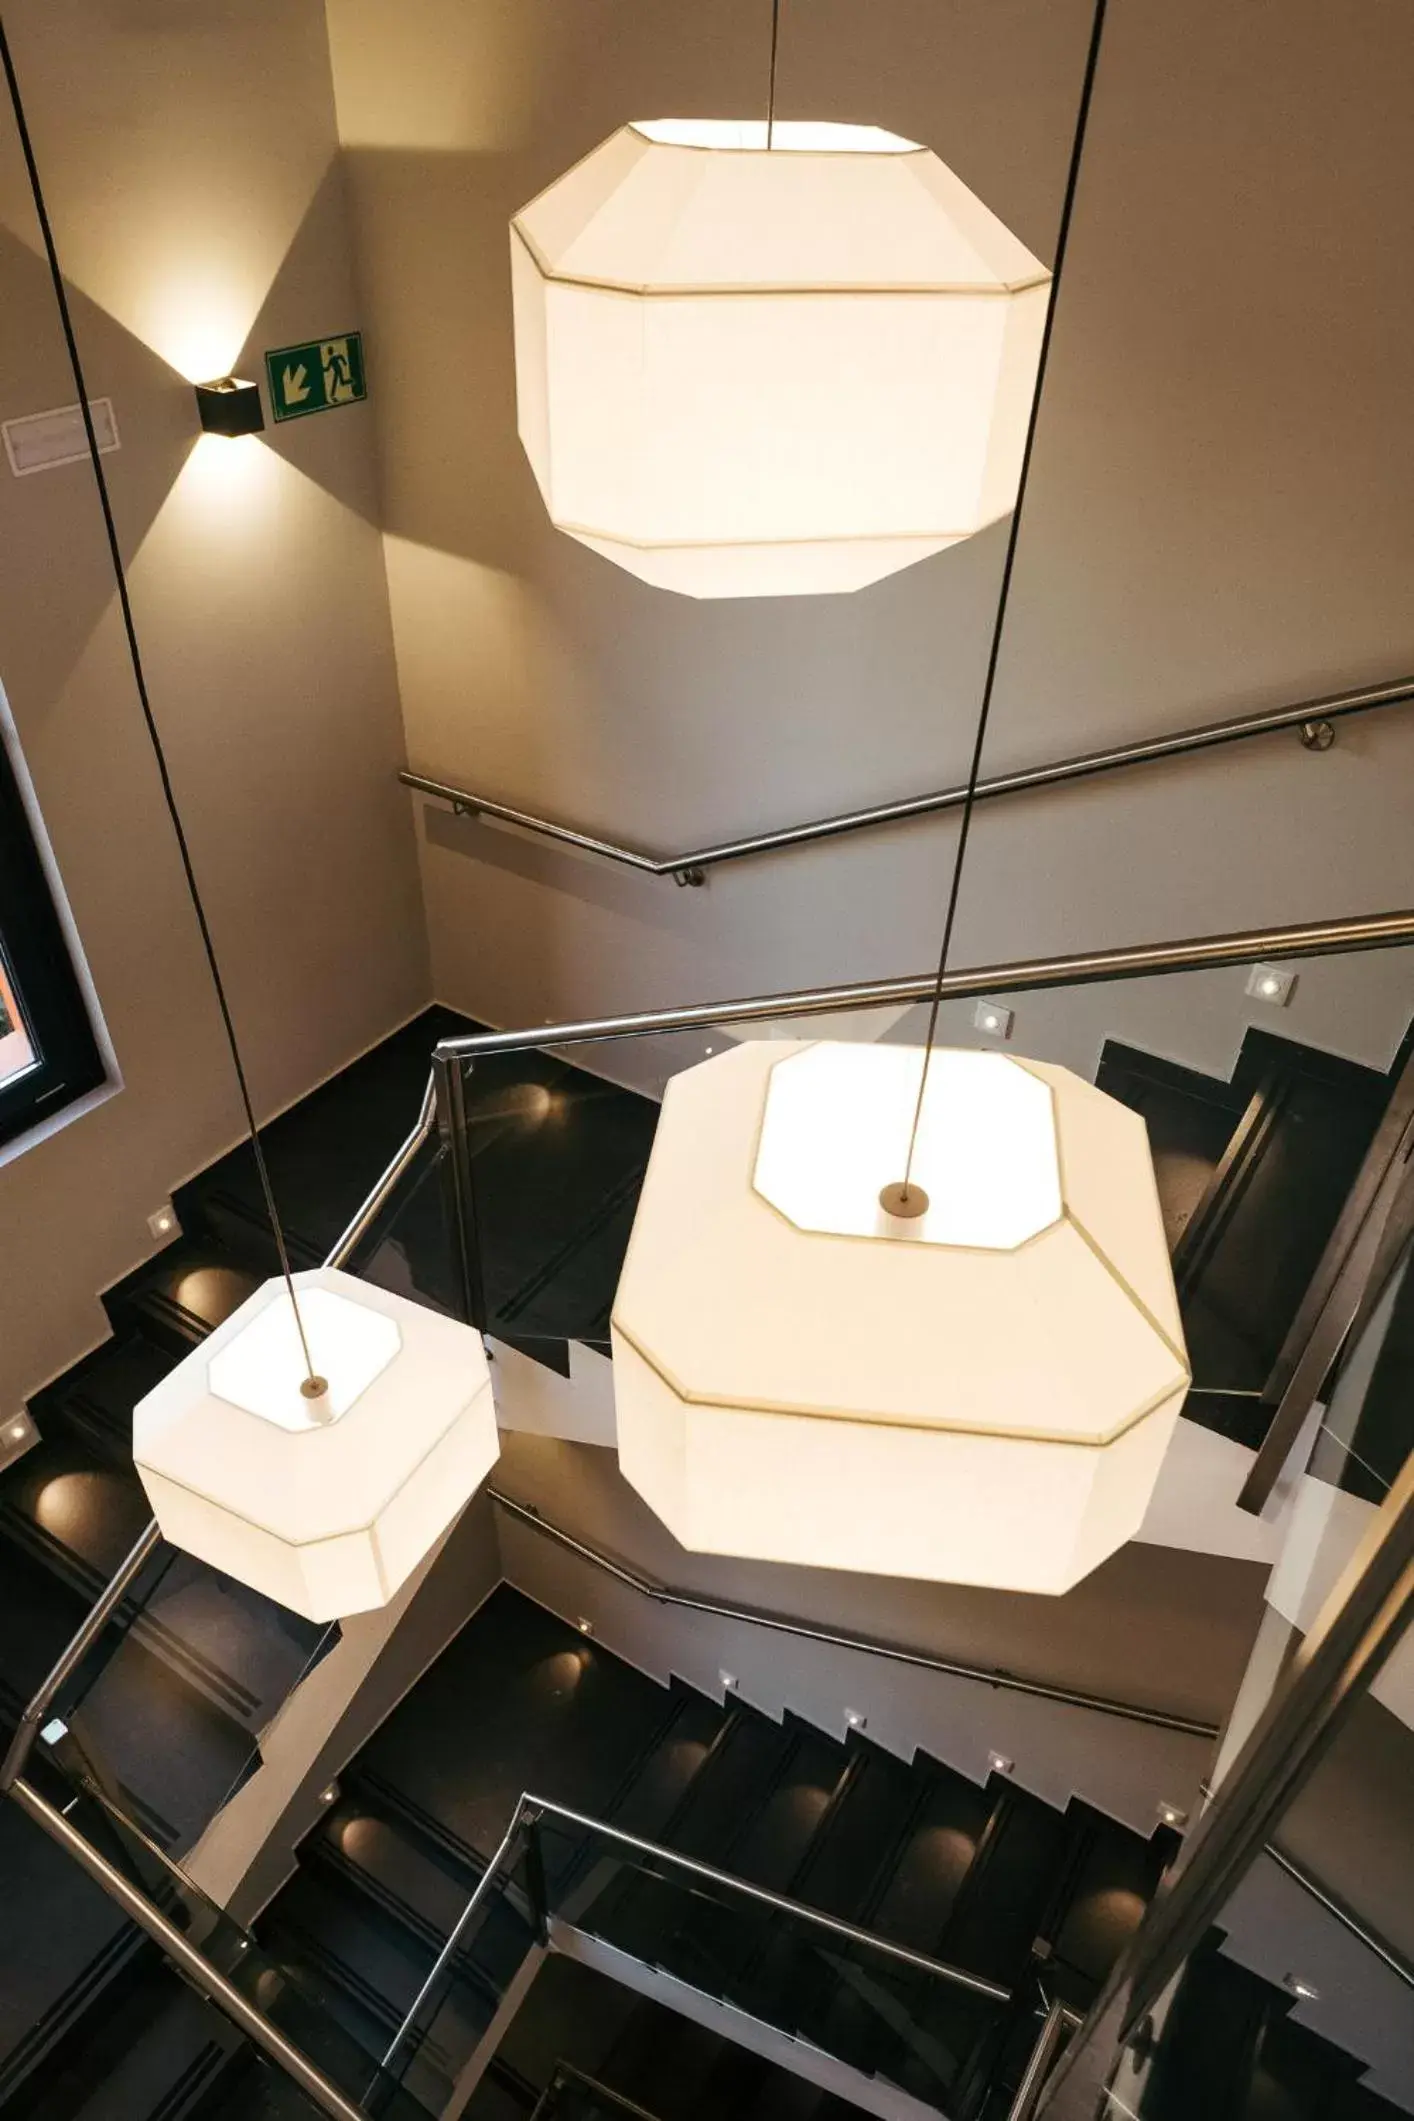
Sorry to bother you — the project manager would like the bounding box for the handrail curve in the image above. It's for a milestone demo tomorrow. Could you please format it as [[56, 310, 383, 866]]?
[[489, 1488, 1219, 1739], [402, 673, 1414, 885]]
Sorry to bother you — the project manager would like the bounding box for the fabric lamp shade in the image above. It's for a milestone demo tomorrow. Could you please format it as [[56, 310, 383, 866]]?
[[611, 1042, 1190, 1594], [134, 1267, 498, 1622], [511, 121, 1050, 598]]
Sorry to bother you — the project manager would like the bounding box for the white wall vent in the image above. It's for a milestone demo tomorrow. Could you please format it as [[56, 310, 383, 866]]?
[[3, 396, 120, 476]]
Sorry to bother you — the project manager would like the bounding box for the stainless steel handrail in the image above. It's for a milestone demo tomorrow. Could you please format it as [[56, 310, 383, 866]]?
[[538, 1790, 1017, 1996], [9, 1778, 377, 2121], [1266, 1842, 1414, 1992], [326, 1076, 438, 1267], [489, 1489, 1220, 1739], [432, 906, 1414, 1060], [402, 673, 1414, 884], [381, 1789, 1012, 2079]]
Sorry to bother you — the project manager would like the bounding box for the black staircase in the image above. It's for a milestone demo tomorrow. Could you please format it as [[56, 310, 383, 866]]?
[[1, 1003, 1411, 2120]]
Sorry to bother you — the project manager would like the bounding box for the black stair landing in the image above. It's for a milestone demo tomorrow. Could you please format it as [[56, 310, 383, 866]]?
[[1098, 1023, 1402, 1449], [0, 1798, 138, 2111], [464, 1955, 881, 2121], [349, 1588, 694, 1879], [0, 1949, 243, 2121], [172, 1005, 482, 1279]]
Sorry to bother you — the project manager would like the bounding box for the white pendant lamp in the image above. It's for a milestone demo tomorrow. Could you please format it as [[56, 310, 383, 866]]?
[[134, 1267, 498, 1622], [612, 1043, 1189, 1594], [510, 119, 1050, 598]]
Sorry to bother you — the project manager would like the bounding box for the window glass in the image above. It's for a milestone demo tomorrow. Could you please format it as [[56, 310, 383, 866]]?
[[0, 948, 37, 1086], [0, 733, 104, 1145]]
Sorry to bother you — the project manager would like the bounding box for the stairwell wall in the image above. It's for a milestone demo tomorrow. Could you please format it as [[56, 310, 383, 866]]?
[[329, 0, 1414, 1081], [491, 1433, 1267, 1837], [0, 1, 429, 1420]]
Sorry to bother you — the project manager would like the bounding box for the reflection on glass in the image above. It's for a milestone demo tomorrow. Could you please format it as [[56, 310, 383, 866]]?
[[0, 945, 36, 1087]]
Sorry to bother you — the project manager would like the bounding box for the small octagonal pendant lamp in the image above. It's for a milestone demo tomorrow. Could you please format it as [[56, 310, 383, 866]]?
[[612, 1043, 1189, 1594], [135, 1268, 498, 1622], [510, 119, 1050, 598]]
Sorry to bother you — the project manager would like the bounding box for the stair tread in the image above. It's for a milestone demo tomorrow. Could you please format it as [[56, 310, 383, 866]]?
[[0, 1800, 137, 2102], [360, 1588, 680, 1871], [0, 1434, 151, 1585], [12, 1958, 239, 2120], [66, 1628, 258, 1851], [32, 1333, 176, 1460]]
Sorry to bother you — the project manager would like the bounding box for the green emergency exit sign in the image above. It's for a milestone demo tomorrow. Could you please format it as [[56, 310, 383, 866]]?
[[264, 332, 367, 422]]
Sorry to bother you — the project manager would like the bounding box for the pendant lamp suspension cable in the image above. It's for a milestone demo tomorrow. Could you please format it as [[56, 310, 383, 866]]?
[[894, 0, 1111, 1209], [0, 21, 325, 1400], [766, 0, 782, 147]]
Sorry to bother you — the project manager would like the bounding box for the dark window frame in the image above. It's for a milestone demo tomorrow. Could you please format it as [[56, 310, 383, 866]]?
[[0, 735, 105, 1147]]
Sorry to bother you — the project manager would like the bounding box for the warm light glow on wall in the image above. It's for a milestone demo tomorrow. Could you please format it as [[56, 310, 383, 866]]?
[[511, 120, 1050, 597], [612, 1042, 1189, 1593], [145, 285, 257, 385], [170, 431, 285, 525]]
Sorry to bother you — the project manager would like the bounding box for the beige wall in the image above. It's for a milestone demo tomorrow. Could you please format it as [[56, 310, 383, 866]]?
[[327, 0, 1414, 1074], [0, 1, 429, 1415], [494, 1431, 1267, 1835]]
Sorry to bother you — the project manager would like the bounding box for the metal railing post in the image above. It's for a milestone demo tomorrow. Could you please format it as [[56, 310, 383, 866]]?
[[382, 1800, 531, 2074], [1006, 2001, 1075, 2121], [434, 1050, 485, 1328], [523, 1805, 550, 1945]]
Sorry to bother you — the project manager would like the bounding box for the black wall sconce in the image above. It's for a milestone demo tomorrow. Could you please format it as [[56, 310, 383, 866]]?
[[194, 378, 265, 438]]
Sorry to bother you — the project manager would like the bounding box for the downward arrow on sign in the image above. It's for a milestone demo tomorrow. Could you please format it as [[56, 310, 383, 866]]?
[[281, 363, 310, 406]]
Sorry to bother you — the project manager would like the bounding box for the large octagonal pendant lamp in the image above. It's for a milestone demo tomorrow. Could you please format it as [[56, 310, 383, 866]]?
[[510, 114, 1050, 598], [612, 1042, 1188, 1594], [607, 0, 1169, 1592], [135, 1270, 497, 1623]]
